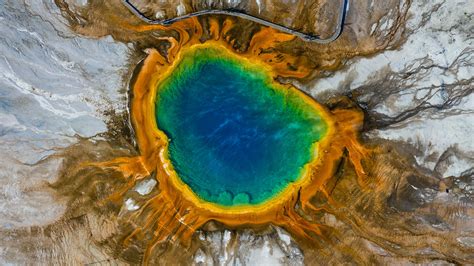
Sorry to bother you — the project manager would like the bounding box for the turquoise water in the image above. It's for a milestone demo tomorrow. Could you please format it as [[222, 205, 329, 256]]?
[[156, 47, 327, 206]]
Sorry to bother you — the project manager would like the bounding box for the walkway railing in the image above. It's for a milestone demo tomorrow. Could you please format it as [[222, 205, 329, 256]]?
[[121, 0, 349, 43]]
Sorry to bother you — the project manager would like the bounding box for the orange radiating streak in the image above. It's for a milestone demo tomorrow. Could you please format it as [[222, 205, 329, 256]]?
[[88, 17, 371, 263]]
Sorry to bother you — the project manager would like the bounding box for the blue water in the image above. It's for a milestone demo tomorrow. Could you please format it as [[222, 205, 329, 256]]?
[[156, 48, 327, 206]]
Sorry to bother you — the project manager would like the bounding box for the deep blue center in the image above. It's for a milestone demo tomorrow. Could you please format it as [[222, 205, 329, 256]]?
[[155, 47, 327, 206]]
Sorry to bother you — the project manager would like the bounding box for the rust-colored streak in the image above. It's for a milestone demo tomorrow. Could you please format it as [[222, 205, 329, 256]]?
[[88, 17, 369, 264]]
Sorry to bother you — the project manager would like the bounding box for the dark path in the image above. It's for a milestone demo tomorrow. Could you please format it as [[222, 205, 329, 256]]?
[[121, 0, 350, 43]]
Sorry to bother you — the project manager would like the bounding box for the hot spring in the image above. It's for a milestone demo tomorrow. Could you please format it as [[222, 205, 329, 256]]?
[[155, 46, 328, 206]]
